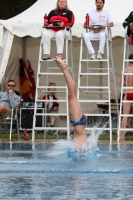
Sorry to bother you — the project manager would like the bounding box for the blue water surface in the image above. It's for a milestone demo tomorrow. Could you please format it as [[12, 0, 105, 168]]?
[[0, 142, 133, 200]]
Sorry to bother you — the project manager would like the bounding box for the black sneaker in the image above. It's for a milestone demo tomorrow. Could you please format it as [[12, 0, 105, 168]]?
[[42, 57, 51, 60]]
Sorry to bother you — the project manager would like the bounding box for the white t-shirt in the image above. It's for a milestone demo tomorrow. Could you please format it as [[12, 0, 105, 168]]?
[[48, 95, 53, 109], [89, 9, 113, 32]]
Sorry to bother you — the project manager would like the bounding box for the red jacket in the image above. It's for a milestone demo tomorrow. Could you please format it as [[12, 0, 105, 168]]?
[[40, 94, 59, 109], [48, 9, 75, 32]]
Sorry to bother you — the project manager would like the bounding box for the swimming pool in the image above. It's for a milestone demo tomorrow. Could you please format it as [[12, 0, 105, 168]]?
[[0, 141, 133, 200]]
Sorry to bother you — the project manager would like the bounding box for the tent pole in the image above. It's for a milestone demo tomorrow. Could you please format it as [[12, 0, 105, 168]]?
[[22, 37, 27, 59], [0, 30, 14, 83]]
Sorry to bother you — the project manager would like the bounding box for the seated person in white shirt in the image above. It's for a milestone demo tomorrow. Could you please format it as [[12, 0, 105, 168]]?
[[83, 0, 114, 60], [40, 82, 59, 134]]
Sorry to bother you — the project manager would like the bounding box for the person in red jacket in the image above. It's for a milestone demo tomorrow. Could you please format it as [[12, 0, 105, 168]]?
[[42, 0, 75, 60], [40, 82, 59, 134]]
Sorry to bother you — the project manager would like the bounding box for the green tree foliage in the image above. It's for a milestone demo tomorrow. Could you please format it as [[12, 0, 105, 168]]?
[[0, 0, 37, 19]]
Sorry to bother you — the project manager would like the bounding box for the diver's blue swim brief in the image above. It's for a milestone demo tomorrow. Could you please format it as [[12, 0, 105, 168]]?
[[71, 114, 87, 126]]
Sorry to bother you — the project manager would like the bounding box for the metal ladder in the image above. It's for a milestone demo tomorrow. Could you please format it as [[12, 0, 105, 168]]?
[[117, 32, 133, 142], [32, 27, 74, 141], [77, 27, 118, 143]]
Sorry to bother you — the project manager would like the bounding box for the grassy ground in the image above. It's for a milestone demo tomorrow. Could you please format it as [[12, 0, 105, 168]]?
[[99, 132, 133, 141], [0, 131, 68, 141], [0, 131, 133, 141]]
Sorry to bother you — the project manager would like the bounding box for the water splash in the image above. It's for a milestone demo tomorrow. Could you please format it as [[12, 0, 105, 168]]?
[[88, 119, 109, 152], [51, 117, 109, 156], [52, 131, 100, 155]]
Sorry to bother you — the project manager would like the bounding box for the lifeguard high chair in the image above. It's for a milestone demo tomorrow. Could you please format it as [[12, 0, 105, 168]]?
[[77, 26, 118, 143], [32, 26, 74, 142]]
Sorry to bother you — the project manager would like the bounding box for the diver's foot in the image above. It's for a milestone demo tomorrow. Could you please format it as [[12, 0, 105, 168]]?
[[52, 56, 67, 71], [57, 54, 63, 60]]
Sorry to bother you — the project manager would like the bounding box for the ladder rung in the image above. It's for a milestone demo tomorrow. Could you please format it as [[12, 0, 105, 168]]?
[[35, 113, 67, 116], [82, 68, 108, 70], [42, 67, 60, 70], [85, 128, 111, 130], [81, 59, 108, 62], [37, 99, 66, 102], [20, 128, 33, 131], [38, 73, 63, 75], [80, 73, 108, 75], [80, 90, 108, 93], [36, 100, 67, 102], [79, 100, 109, 103], [42, 67, 73, 70], [79, 86, 109, 89], [40, 90, 66, 93], [84, 114, 110, 116], [37, 86, 67, 89], [40, 59, 66, 62]]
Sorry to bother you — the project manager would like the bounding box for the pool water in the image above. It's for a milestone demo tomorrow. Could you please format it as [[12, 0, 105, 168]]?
[[0, 141, 133, 200]]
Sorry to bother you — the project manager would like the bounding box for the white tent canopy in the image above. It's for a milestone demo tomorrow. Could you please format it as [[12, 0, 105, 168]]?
[[0, 0, 131, 38], [0, 0, 132, 113]]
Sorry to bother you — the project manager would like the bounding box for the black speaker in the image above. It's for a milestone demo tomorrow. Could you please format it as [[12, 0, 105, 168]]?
[[20, 109, 43, 129]]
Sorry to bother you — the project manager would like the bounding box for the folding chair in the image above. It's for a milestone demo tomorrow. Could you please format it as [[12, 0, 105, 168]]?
[[9, 107, 20, 140]]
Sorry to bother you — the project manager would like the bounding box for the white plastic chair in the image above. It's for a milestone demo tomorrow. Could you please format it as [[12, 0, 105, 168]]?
[[9, 107, 20, 140]]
